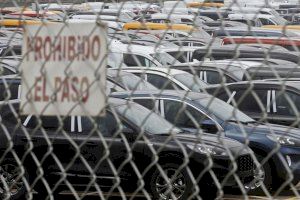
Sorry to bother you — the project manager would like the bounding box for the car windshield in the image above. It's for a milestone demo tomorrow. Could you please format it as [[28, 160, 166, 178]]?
[[115, 103, 182, 135], [151, 52, 181, 65], [191, 28, 211, 39], [173, 73, 207, 92], [196, 97, 255, 123], [271, 16, 287, 25], [119, 74, 158, 90]]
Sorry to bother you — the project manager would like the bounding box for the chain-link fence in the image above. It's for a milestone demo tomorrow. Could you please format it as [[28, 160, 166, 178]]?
[[1, 0, 300, 200]]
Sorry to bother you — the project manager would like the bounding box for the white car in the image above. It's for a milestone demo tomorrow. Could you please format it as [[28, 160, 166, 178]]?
[[108, 40, 202, 68], [228, 13, 287, 26]]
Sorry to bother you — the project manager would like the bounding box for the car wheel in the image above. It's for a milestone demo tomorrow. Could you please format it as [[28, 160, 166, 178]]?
[[246, 155, 272, 195], [149, 163, 193, 200], [0, 162, 28, 200]]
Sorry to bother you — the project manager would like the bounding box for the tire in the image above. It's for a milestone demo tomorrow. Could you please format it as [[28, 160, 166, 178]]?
[[246, 155, 272, 196], [0, 161, 28, 200], [149, 163, 194, 200]]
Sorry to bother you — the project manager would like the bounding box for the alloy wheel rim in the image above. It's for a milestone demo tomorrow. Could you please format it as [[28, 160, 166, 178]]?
[[155, 168, 186, 200], [0, 164, 24, 197], [245, 167, 265, 191]]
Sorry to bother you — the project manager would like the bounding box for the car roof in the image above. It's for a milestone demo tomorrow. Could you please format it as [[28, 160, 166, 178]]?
[[206, 80, 300, 91], [111, 90, 212, 101], [110, 40, 202, 54], [120, 67, 190, 75], [214, 27, 286, 33], [228, 13, 274, 19], [108, 97, 130, 107]]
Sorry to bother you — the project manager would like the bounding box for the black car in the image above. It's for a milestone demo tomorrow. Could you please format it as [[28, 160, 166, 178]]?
[[112, 90, 300, 193], [0, 98, 256, 199], [205, 80, 300, 127]]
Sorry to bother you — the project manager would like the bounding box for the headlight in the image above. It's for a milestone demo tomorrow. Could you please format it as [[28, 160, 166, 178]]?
[[187, 144, 227, 156], [267, 135, 296, 146]]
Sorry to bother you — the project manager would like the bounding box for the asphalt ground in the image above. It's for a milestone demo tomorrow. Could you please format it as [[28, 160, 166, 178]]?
[[51, 190, 300, 200]]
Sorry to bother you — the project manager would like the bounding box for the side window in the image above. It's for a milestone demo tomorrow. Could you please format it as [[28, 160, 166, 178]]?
[[232, 89, 268, 113], [123, 54, 157, 67], [216, 91, 231, 102], [260, 11, 270, 15], [22, 116, 61, 130], [200, 70, 221, 84], [275, 91, 300, 116], [0, 67, 15, 76], [259, 18, 274, 25], [106, 80, 125, 93], [0, 82, 20, 101], [193, 42, 205, 47], [132, 99, 156, 111], [181, 18, 192, 23], [3, 112, 19, 125], [81, 112, 120, 137], [200, 71, 235, 84], [147, 74, 177, 90], [168, 51, 189, 63], [163, 100, 211, 129]]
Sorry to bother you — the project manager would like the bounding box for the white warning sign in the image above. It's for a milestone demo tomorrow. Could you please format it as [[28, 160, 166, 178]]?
[[20, 22, 107, 116]]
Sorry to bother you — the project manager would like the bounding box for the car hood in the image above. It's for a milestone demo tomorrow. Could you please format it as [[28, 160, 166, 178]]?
[[235, 122, 300, 139], [155, 133, 250, 156]]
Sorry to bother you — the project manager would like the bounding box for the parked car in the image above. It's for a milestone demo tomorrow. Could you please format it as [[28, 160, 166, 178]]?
[[192, 45, 300, 63], [147, 13, 205, 26], [122, 22, 211, 39], [204, 80, 300, 127], [119, 67, 208, 92], [222, 36, 300, 51], [227, 13, 287, 26], [227, 58, 296, 66], [112, 90, 300, 193], [193, 10, 229, 21], [108, 40, 200, 67], [0, 98, 257, 199], [212, 27, 300, 38], [171, 60, 300, 84]]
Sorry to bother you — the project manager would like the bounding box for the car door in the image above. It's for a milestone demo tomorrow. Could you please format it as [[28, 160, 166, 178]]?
[[74, 112, 138, 182], [217, 87, 270, 122], [160, 99, 221, 134], [19, 115, 78, 175], [271, 89, 300, 127]]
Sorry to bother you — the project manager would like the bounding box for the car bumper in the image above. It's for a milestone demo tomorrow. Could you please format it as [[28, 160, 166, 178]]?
[[190, 154, 255, 188], [273, 146, 300, 183]]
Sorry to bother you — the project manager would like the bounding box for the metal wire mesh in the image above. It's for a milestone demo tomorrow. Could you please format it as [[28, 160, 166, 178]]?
[[0, 0, 300, 200]]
